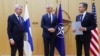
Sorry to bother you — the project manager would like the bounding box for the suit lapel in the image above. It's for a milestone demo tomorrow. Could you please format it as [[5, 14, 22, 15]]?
[[82, 12, 88, 22], [50, 14, 55, 24], [13, 14, 21, 25], [46, 13, 55, 25], [77, 15, 81, 21], [46, 14, 51, 24]]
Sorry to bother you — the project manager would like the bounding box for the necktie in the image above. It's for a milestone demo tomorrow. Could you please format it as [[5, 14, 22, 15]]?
[[49, 14, 52, 23], [18, 16, 22, 25], [80, 14, 83, 22]]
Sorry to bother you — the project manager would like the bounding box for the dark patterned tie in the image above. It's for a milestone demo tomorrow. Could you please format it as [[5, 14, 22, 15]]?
[[18, 16, 22, 25], [80, 14, 83, 22], [48, 14, 52, 23]]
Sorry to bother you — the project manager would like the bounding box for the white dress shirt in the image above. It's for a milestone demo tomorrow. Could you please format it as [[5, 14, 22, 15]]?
[[15, 13, 20, 20], [81, 11, 87, 21], [80, 11, 87, 31]]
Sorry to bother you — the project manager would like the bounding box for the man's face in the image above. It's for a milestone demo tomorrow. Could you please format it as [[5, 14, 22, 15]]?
[[78, 4, 85, 13], [15, 8, 23, 16], [46, 7, 53, 13]]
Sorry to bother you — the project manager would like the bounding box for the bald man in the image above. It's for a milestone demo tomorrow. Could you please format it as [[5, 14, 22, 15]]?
[[41, 4, 58, 56], [7, 4, 25, 56]]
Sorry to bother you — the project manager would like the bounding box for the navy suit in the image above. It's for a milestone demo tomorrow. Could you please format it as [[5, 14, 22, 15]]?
[[7, 14, 25, 56], [76, 12, 97, 56], [41, 13, 58, 56]]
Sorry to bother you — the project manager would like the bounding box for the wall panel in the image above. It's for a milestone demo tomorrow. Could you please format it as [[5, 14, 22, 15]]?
[[0, 0, 100, 55]]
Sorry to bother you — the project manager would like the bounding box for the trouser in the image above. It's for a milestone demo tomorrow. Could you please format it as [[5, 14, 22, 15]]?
[[43, 36, 56, 56], [10, 41, 23, 56]]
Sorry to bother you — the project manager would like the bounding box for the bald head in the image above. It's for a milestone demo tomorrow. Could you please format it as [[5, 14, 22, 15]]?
[[14, 4, 23, 16]]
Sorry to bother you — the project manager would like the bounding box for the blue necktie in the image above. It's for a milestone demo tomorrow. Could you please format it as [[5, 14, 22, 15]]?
[[80, 14, 83, 22], [48, 14, 52, 23], [18, 16, 22, 25]]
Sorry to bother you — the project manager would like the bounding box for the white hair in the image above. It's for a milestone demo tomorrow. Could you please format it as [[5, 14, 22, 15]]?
[[14, 4, 23, 10], [46, 4, 53, 9]]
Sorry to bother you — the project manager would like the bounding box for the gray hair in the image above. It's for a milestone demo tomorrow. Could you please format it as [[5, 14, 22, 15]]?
[[46, 4, 53, 9], [14, 4, 23, 10]]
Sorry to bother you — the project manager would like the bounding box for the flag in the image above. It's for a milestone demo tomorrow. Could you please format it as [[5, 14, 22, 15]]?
[[24, 4, 34, 56], [90, 2, 99, 56], [56, 4, 65, 56]]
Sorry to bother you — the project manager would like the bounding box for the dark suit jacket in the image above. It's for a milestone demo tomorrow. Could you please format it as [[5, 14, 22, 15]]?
[[7, 14, 25, 42], [41, 13, 58, 38], [76, 12, 97, 41]]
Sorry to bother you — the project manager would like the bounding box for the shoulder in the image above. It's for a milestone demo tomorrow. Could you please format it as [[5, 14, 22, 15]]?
[[41, 14, 47, 21], [42, 13, 48, 17], [8, 14, 15, 20], [76, 14, 80, 18], [42, 14, 48, 20], [75, 14, 80, 21], [86, 12, 94, 16], [8, 14, 15, 18]]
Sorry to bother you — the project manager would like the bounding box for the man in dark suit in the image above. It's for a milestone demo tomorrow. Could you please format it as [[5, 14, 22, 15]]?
[[41, 4, 58, 56], [73, 2, 97, 56], [7, 4, 25, 56]]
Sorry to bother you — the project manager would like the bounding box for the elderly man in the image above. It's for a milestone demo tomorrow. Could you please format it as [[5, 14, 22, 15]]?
[[41, 4, 58, 56], [7, 4, 25, 56]]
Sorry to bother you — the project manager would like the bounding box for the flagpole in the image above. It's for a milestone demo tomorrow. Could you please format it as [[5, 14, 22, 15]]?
[[59, 0, 62, 4], [92, 0, 95, 3], [56, 0, 58, 4], [56, 0, 58, 10], [56, 0, 62, 5], [25, 0, 28, 4]]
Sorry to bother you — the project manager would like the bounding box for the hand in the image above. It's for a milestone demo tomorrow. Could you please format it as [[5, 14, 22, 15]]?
[[79, 27, 86, 31], [72, 29, 76, 32], [48, 28, 55, 33], [10, 39, 15, 45]]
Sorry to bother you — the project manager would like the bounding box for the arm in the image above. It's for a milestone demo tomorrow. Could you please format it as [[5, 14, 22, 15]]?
[[86, 14, 97, 31], [54, 15, 58, 30], [41, 16, 49, 31], [76, 15, 78, 21], [7, 16, 13, 39]]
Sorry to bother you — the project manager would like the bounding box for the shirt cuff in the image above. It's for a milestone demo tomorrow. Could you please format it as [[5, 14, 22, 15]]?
[[10, 38, 13, 41], [85, 28, 87, 31]]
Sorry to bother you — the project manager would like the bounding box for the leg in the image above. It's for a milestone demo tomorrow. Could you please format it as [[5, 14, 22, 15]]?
[[49, 36, 56, 56], [83, 40, 90, 56], [43, 37, 50, 56], [18, 41, 24, 56], [76, 38, 82, 56], [10, 44, 17, 56]]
